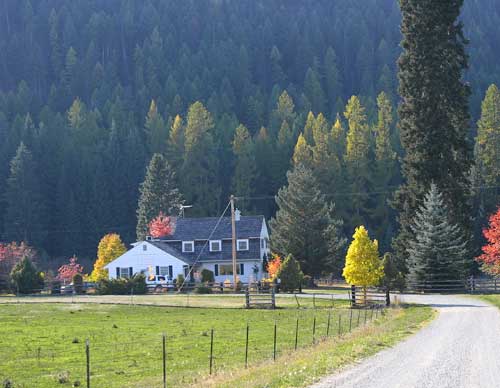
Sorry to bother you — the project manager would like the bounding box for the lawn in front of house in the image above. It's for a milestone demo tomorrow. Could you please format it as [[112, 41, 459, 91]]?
[[1, 299, 357, 388]]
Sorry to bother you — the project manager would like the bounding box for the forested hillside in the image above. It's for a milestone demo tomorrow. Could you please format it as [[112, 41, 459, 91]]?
[[1, 0, 499, 262]]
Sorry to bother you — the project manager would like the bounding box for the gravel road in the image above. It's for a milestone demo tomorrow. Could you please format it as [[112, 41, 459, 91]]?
[[310, 294, 500, 388]]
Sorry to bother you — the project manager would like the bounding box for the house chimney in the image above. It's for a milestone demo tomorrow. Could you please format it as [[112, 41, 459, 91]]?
[[235, 209, 241, 221]]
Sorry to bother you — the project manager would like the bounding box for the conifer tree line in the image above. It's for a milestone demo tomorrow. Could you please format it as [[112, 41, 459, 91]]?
[[0, 0, 500, 278]]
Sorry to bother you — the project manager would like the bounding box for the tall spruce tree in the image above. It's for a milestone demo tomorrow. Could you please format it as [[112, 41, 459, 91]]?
[[136, 153, 183, 240], [394, 0, 473, 270], [3, 143, 46, 247], [475, 84, 500, 214], [231, 124, 256, 212], [181, 102, 220, 216], [373, 92, 397, 251], [145, 100, 167, 155], [344, 96, 373, 230], [407, 184, 468, 286], [270, 164, 345, 275]]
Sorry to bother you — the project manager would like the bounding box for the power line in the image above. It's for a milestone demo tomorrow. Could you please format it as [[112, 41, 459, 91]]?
[[235, 184, 500, 202], [178, 200, 232, 291]]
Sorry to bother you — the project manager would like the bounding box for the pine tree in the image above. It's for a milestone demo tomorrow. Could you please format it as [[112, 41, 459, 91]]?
[[270, 165, 345, 275], [394, 0, 473, 269], [231, 124, 256, 211], [343, 96, 373, 229], [304, 67, 326, 114], [292, 134, 312, 168], [373, 92, 397, 251], [331, 113, 346, 160], [145, 99, 167, 154], [303, 111, 316, 145], [167, 114, 185, 174], [475, 84, 500, 213], [181, 102, 220, 216], [136, 153, 183, 240], [3, 143, 46, 247], [407, 184, 468, 286], [277, 254, 304, 292]]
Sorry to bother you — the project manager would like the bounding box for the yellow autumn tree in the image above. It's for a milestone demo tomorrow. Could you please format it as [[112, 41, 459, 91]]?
[[89, 233, 127, 282], [343, 226, 383, 302]]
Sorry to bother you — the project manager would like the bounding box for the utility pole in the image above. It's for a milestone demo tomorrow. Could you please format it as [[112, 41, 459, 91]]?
[[230, 195, 237, 292]]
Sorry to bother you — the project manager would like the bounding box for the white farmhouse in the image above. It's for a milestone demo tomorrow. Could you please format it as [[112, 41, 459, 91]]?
[[105, 212, 270, 284]]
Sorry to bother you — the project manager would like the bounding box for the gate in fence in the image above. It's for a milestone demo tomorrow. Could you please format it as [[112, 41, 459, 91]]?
[[350, 285, 390, 307], [245, 287, 276, 309]]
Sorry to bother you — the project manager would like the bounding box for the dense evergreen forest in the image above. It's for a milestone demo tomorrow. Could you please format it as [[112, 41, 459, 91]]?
[[1, 0, 500, 267]]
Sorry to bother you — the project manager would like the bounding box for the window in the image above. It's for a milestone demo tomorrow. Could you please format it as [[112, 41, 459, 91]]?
[[183, 265, 189, 277], [209, 240, 222, 252], [240, 263, 244, 275], [260, 239, 266, 249], [143, 244, 147, 251], [182, 241, 194, 253], [214, 264, 219, 276], [118, 267, 131, 278], [159, 266, 173, 279], [237, 239, 249, 251], [219, 264, 241, 276]]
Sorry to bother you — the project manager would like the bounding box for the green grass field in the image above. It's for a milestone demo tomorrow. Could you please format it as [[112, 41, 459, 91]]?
[[0, 293, 345, 309], [0, 297, 350, 388], [0, 297, 431, 388]]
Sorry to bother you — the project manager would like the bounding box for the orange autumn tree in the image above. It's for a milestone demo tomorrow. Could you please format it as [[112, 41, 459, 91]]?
[[476, 207, 500, 275], [148, 212, 174, 238], [266, 254, 282, 280]]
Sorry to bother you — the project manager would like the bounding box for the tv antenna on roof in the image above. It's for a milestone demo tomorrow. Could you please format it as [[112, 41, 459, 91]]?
[[179, 204, 193, 218]]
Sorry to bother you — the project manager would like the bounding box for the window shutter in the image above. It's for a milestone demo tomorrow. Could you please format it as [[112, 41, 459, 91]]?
[[168, 265, 173, 278], [214, 264, 219, 276], [116, 267, 120, 278], [240, 263, 244, 275], [129, 267, 133, 277], [156, 266, 160, 275]]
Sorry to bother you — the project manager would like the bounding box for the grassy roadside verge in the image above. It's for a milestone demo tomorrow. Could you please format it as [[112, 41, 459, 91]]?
[[477, 295, 500, 308], [200, 305, 435, 388]]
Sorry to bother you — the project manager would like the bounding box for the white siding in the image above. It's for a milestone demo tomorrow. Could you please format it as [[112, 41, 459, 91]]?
[[202, 261, 262, 283], [105, 242, 188, 279]]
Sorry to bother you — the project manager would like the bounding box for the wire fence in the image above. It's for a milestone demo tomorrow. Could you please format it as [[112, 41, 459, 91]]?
[[0, 301, 386, 388]]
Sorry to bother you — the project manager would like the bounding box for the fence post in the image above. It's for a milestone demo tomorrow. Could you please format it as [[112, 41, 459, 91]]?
[[273, 321, 277, 361], [162, 333, 166, 388], [331, 294, 334, 308], [271, 288, 276, 309], [386, 289, 390, 306], [326, 311, 331, 337], [245, 324, 249, 368], [349, 308, 353, 332], [294, 318, 299, 350], [245, 289, 250, 309], [85, 339, 90, 388], [312, 316, 316, 344], [351, 285, 356, 307], [313, 293, 316, 309], [209, 329, 214, 375]]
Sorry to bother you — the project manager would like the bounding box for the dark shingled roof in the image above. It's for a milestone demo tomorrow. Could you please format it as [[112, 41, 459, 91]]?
[[160, 216, 265, 241], [148, 241, 195, 265]]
